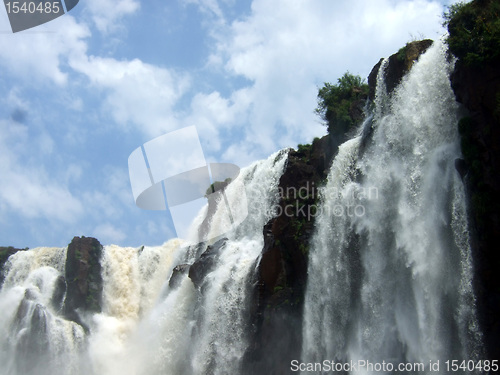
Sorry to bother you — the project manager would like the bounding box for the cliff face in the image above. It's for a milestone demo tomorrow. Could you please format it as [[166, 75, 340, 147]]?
[[0, 237, 103, 333], [241, 41, 434, 374], [0, 246, 27, 285], [243, 136, 336, 374], [368, 39, 433, 101], [451, 57, 500, 358], [63, 236, 104, 329], [444, 0, 500, 358]]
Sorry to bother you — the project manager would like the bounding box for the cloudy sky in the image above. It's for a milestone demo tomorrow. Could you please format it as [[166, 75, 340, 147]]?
[[0, 0, 459, 248]]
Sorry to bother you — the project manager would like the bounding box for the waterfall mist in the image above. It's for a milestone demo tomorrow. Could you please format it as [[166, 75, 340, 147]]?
[[0, 150, 288, 375], [0, 39, 485, 375], [302, 38, 483, 373]]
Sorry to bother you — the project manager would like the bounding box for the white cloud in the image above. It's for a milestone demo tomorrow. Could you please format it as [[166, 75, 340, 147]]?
[[186, 0, 446, 164], [183, 0, 224, 19], [0, 14, 90, 85], [0, 0, 453, 246], [70, 56, 191, 136], [185, 88, 251, 152], [85, 0, 140, 33], [0, 120, 84, 222], [92, 223, 126, 244]]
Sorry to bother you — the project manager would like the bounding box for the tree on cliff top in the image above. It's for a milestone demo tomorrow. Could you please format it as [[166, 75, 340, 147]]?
[[316, 72, 368, 135], [444, 0, 500, 65]]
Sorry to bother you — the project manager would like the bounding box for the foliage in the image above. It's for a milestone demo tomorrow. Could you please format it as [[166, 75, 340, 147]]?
[[296, 143, 311, 155], [444, 0, 500, 65], [397, 45, 408, 62], [316, 72, 369, 134]]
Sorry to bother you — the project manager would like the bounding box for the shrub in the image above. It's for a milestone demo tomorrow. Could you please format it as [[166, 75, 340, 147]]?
[[315, 72, 368, 134], [444, 0, 500, 65]]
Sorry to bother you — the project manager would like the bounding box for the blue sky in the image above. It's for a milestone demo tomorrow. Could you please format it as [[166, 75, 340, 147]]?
[[0, 0, 459, 248]]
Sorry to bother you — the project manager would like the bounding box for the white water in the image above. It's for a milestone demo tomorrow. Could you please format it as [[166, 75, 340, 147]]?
[[0, 149, 287, 375], [0, 39, 485, 375], [0, 247, 85, 375], [188, 149, 288, 375], [302, 39, 483, 373]]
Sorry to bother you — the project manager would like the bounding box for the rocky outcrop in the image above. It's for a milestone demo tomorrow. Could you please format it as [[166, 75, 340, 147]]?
[[51, 275, 67, 313], [443, 0, 500, 359], [0, 246, 27, 285], [368, 39, 433, 100], [188, 238, 227, 288], [243, 135, 340, 374], [244, 38, 449, 374], [169, 264, 190, 288], [63, 236, 103, 329], [13, 295, 50, 375], [451, 56, 500, 358]]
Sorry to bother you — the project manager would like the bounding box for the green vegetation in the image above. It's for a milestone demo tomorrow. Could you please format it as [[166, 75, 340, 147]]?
[[397, 45, 408, 62], [316, 72, 369, 134], [296, 143, 311, 155], [273, 285, 284, 293], [444, 0, 500, 65]]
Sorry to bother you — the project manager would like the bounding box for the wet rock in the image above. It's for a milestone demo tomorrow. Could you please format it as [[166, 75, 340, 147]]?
[[169, 264, 190, 288], [244, 141, 329, 373], [451, 54, 500, 359], [188, 238, 227, 288], [63, 236, 103, 329], [368, 39, 433, 100], [51, 275, 67, 313], [455, 158, 468, 180], [0, 246, 27, 286]]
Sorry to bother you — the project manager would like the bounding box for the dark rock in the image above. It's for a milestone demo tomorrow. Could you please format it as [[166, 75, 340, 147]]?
[[454, 158, 468, 180], [11, 291, 51, 375], [368, 58, 384, 101], [451, 55, 500, 359], [243, 137, 334, 373], [188, 238, 227, 288], [169, 264, 190, 288], [51, 275, 67, 313], [0, 246, 27, 286], [198, 195, 220, 243], [63, 236, 103, 329], [368, 40, 433, 100], [13, 291, 33, 329], [244, 39, 435, 374], [385, 39, 433, 95]]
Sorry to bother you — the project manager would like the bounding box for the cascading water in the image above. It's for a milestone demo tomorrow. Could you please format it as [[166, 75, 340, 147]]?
[[0, 247, 85, 375], [188, 149, 288, 375], [0, 149, 287, 375], [302, 38, 483, 373], [0, 38, 486, 375]]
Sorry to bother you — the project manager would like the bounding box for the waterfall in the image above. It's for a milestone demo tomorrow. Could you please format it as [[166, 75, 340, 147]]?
[[0, 38, 486, 375], [0, 149, 287, 375], [188, 149, 288, 375], [302, 38, 483, 373], [0, 247, 85, 375]]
